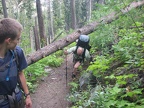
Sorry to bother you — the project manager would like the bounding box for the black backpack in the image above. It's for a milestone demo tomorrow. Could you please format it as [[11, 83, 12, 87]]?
[[74, 35, 91, 62]]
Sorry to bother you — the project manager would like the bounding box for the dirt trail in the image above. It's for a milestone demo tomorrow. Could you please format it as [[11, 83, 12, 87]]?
[[31, 54, 73, 108]]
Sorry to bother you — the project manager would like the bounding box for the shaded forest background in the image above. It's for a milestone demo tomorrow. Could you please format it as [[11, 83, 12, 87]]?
[[1, 0, 102, 54], [1, 0, 144, 108]]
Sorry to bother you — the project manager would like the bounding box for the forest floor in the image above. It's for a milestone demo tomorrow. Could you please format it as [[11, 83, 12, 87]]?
[[31, 54, 74, 108]]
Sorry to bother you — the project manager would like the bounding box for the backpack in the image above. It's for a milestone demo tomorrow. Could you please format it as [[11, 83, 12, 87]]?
[[0, 49, 23, 95], [74, 35, 91, 62], [12, 50, 23, 91]]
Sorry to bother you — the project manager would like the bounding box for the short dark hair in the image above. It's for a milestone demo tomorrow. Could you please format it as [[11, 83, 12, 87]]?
[[0, 18, 23, 44]]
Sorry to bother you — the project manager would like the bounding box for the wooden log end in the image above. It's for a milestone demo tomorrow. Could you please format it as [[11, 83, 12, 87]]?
[[58, 47, 62, 50], [42, 52, 46, 58], [77, 29, 81, 34], [66, 37, 70, 42], [57, 45, 63, 50], [42, 54, 45, 58], [26, 55, 35, 63], [31, 57, 35, 63]]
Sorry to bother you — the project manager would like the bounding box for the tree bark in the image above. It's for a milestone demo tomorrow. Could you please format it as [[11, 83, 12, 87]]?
[[70, 0, 76, 29], [2, 0, 8, 18], [26, 0, 144, 66], [97, 0, 105, 4], [47, 0, 54, 43], [36, 0, 47, 47], [63, 0, 71, 31], [33, 17, 41, 50], [86, 0, 92, 21]]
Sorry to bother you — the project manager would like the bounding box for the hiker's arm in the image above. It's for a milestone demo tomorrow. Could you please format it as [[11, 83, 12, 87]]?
[[66, 46, 76, 54], [85, 50, 91, 61], [64, 50, 68, 55], [19, 71, 32, 108], [19, 71, 29, 96]]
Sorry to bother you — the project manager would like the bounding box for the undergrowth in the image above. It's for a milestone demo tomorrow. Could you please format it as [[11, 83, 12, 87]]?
[[25, 50, 63, 92], [68, 1, 144, 108]]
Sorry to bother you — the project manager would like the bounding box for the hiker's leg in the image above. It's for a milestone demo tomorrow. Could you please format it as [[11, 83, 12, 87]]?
[[73, 61, 81, 75]]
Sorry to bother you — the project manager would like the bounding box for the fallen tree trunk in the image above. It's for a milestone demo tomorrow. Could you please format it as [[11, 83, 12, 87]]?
[[26, 0, 144, 65]]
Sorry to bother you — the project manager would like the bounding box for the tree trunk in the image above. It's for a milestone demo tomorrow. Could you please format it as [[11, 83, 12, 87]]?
[[26, 0, 144, 66], [70, 0, 76, 29], [98, 0, 105, 4], [86, 0, 92, 21], [47, 0, 54, 43], [64, 0, 71, 31], [29, 28, 35, 52], [2, 0, 8, 18], [58, 0, 62, 18], [36, 0, 47, 47], [33, 17, 41, 50], [47, 0, 51, 44]]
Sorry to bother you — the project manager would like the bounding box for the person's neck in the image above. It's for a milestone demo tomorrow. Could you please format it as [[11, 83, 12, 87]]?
[[0, 45, 8, 58]]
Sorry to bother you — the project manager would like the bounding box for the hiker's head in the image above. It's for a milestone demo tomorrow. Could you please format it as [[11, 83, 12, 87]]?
[[77, 47, 84, 55], [0, 18, 23, 45]]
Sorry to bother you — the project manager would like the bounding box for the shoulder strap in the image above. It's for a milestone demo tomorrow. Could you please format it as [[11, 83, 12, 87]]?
[[11, 50, 24, 91], [82, 48, 86, 62], [13, 50, 20, 71], [74, 46, 78, 54], [10, 50, 19, 70]]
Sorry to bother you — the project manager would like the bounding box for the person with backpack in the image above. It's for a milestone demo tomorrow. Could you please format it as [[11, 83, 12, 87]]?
[[0, 18, 32, 108], [64, 35, 91, 78]]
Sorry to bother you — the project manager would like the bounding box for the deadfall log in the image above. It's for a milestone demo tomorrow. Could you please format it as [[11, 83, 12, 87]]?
[[26, 0, 144, 65]]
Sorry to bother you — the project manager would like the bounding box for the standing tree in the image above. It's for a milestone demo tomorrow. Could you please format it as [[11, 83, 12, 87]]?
[[47, 0, 54, 43], [70, 0, 76, 29], [1, 0, 8, 18], [75, 0, 82, 28], [75, 0, 87, 28], [52, 0, 64, 34], [86, 0, 92, 21], [63, 0, 71, 31], [97, 0, 105, 4], [36, 0, 47, 47], [33, 17, 41, 50], [0, 3, 2, 17], [18, 0, 36, 54]]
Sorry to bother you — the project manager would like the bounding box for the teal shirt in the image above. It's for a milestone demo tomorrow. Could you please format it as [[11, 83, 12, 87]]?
[[67, 46, 91, 61]]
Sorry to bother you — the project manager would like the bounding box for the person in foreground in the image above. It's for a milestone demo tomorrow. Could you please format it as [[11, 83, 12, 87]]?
[[0, 18, 32, 108], [64, 46, 91, 78]]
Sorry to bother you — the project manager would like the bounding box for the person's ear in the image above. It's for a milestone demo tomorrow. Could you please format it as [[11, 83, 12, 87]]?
[[5, 38, 11, 44]]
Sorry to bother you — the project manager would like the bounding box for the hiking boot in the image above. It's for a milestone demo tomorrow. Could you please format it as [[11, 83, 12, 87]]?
[[72, 73, 76, 79]]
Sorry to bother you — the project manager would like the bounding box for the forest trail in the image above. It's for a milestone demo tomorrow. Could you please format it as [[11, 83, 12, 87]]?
[[31, 54, 73, 108]]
